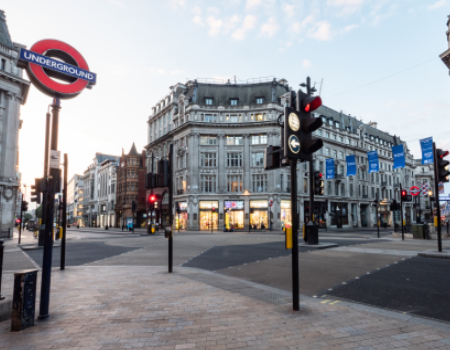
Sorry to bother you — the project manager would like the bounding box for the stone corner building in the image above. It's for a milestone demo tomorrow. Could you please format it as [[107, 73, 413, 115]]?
[[115, 144, 146, 228], [440, 15, 450, 73], [146, 78, 430, 231], [0, 10, 30, 235]]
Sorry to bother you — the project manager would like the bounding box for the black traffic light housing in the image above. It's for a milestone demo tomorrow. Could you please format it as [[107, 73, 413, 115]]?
[[30, 178, 46, 204], [284, 91, 323, 161], [21, 201, 28, 212], [158, 159, 170, 187], [436, 149, 450, 183], [264, 145, 281, 170], [132, 200, 137, 212], [314, 171, 324, 195], [401, 190, 412, 202]]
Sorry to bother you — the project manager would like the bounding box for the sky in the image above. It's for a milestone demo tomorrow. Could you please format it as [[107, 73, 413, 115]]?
[[2, 0, 450, 204]]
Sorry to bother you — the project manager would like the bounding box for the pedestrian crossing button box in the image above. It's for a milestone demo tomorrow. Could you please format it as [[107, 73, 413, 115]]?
[[11, 269, 38, 332]]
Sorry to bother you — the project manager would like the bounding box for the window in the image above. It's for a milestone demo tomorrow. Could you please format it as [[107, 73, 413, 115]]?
[[325, 148, 330, 156], [230, 99, 238, 106], [200, 135, 217, 145], [254, 114, 264, 121], [200, 175, 216, 193], [252, 174, 267, 192], [333, 134, 337, 140], [252, 152, 264, 167], [251, 134, 267, 144], [202, 114, 217, 122], [328, 119, 333, 126], [227, 153, 242, 167], [341, 183, 345, 196], [201, 152, 216, 167], [371, 187, 374, 198], [0, 59, 5, 71], [339, 165, 344, 175], [349, 184, 353, 197], [327, 181, 332, 195], [256, 97, 264, 104], [333, 150, 337, 158], [228, 175, 242, 193], [325, 132, 330, 138], [339, 136, 343, 143], [317, 129, 322, 136], [205, 98, 213, 105], [227, 136, 243, 145], [338, 151, 343, 160], [229, 115, 239, 122], [335, 182, 339, 195], [319, 161, 324, 173], [304, 179, 308, 193]]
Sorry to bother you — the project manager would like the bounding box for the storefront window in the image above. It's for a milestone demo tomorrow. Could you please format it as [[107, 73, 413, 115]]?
[[199, 201, 219, 230], [176, 202, 188, 230], [250, 200, 269, 229], [331, 202, 348, 226], [281, 200, 291, 228], [224, 201, 244, 230]]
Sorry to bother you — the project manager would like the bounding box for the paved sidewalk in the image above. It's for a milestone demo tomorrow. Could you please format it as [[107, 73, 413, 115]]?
[[1, 265, 450, 350]]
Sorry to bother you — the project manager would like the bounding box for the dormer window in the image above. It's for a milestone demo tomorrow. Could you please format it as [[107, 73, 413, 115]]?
[[256, 97, 264, 104], [205, 98, 213, 105], [230, 98, 239, 106], [0, 59, 5, 71]]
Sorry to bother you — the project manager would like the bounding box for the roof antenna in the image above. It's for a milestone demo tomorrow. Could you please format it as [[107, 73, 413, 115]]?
[[234, 75, 236, 84]]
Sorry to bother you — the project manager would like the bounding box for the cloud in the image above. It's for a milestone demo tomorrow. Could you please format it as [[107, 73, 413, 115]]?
[[232, 15, 257, 40], [149, 68, 166, 75], [245, 0, 275, 9], [308, 20, 333, 41], [193, 15, 203, 26], [170, 70, 186, 75], [327, 0, 365, 16], [169, 0, 185, 9], [192, 6, 202, 15], [207, 7, 220, 15], [223, 15, 241, 32], [302, 59, 311, 68], [290, 13, 316, 34], [429, 0, 446, 9], [108, 0, 124, 7], [282, 3, 295, 18], [207, 16, 223, 36], [341, 24, 358, 33], [260, 17, 278, 37]]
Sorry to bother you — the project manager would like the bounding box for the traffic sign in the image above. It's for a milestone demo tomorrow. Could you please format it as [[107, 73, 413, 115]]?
[[288, 135, 300, 154], [269, 200, 273, 207], [410, 186, 420, 196], [18, 39, 96, 99]]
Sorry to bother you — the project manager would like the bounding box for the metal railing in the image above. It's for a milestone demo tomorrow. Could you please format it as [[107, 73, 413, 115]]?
[[381, 181, 388, 187]]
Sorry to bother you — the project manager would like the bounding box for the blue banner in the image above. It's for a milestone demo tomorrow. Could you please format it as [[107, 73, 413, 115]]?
[[367, 151, 379, 173], [392, 144, 405, 169], [420, 137, 434, 164], [20, 48, 97, 85], [346, 155, 356, 177], [326, 158, 335, 179]]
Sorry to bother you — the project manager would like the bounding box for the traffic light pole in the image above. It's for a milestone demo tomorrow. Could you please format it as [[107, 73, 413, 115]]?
[[39, 110, 52, 247], [376, 193, 379, 239], [169, 144, 173, 273], [433, 142, 442, 252], [19, 192, 24, 244], [400, 184, 404, 241], [290, 159, 299, 311], [61, 153, 68, 270], [39, 96, 60, 320]]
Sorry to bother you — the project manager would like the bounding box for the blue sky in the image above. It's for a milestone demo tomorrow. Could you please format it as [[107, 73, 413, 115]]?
[[2, 0, 450, 201]]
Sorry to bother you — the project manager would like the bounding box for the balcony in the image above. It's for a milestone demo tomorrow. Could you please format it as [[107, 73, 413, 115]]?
[[381, 181, 388, 187], [176, 189, 186, 195], [362, 194, 369, 199], [393, 183, 401, 188], [335, 174, 344, 181]]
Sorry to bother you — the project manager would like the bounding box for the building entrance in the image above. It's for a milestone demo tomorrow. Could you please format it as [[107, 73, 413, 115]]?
[[250, 200, 268, 229], [199, 201, 219, 230], [224, 201, 244, 230]]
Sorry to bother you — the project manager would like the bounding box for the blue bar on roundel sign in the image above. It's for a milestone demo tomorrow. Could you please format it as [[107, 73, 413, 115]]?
[[420, 137, 434, 165], [367, 151, 379, 173], [326, 158, 335, 179]]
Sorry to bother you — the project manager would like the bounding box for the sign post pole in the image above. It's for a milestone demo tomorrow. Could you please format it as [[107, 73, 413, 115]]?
[[400, 183, 404, 241], [433, 142, 443, 252], [169, 144, 174, 273], [61, 153, 67, 270]]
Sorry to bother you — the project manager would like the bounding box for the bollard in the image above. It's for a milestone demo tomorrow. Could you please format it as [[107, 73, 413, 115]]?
[[11, 270, 38, 332], [0, 240, 4, 300]]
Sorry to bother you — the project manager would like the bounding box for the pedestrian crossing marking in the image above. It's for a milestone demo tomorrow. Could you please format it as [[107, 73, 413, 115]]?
[[321, 300, 331, 304], [330, 300, 340, 305]]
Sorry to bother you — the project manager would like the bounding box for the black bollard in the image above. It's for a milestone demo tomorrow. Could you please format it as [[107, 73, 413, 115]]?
[[0, 240, 4, 300]]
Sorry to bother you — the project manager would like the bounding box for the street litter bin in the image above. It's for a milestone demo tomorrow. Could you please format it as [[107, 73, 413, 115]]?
[[306, 224, 319, 245], [412, 224, 423, 239], [11, 269, 38, 332]]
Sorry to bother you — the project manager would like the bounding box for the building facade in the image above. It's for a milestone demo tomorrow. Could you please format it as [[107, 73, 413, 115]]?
[[0, 10, 30, 234], [115, 144, 146, 228], [145, 78, 431, 231], [440, 15, 450, 73], [67, 174, 85, 226], [98, 158, 118, 227], [83, 153, 118, 227]]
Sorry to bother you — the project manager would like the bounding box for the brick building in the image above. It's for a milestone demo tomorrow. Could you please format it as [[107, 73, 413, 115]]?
[[115, 144, 146, 228]]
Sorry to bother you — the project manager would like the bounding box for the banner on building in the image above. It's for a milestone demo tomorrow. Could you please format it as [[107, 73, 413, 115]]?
[[392, 144, 405, 169], [326, 158, 335, 179], [420, 137, 434, 165], [367, 151, 379, 173], [346, 155, 356, 177]]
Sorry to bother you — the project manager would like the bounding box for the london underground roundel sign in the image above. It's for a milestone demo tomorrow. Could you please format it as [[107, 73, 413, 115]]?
[[18, 39, 96, 99], [410, 186, 420, 196]]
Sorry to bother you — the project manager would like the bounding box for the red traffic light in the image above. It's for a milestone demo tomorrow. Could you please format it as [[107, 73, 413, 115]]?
[[401, 190, 407, 196], [302, 96, 322, 113], [148, 195, 156, 203], [439, 150, 449, 158], [318, 173, 322, 178]]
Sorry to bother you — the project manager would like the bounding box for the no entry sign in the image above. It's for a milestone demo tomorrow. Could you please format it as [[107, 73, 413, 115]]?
[[410, 186, 420, 196], [19, 39, 96, 99]]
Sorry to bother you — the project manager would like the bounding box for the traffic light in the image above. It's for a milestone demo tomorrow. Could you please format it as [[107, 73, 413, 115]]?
[[390, 200, 399, 211], [314, 171, 324, 195], [157, 159, 170, 187], [264, 145, 281, 170], [145, 172, 158, 189], [21, 201, 28, 212], [148, 193, 158, 208], [436, 149, 450, 183], [401, 190, 412, 202], [284, 91, 323, 161], [30, 178, 46, 204], [132, 200, 137, 212]]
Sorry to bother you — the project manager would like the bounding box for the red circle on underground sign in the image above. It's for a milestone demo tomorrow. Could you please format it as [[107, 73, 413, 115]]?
[[410, 186, 420, 196], [28, 39, 90, 97]]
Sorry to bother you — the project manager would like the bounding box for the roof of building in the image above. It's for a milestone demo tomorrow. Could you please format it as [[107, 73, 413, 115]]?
[[95, 153, 119, 164], [128, 143, 140, 156], [0, 10, 13, 48]]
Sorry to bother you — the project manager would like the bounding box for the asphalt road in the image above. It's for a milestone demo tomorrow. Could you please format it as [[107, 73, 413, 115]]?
[[326, 256, 450, 323]]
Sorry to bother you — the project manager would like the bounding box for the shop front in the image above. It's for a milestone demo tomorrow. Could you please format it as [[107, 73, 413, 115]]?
[[250, 200, 268, 230], [304, 201, 327, 227], [281, 200, 291, 228], [199, 201, 219, 230], [360, 204, 369, 227], [331, 202, 348, 228], [176, 202, 188, 230], [378, 204, 390, 227], [224, 200, 244, 230]]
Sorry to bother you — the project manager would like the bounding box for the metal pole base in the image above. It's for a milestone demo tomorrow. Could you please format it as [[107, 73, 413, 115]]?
[[38, 314, 49, 320]]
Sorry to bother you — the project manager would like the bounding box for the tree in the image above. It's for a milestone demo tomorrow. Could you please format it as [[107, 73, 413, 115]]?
[[24, 213, 33, 223]]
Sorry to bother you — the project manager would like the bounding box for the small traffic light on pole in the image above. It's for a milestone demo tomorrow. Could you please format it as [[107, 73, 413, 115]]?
[[314, 171, 324, 195], [21, 201, 29, 212], [30, 178, 45, 204], [436, 149, 450, 183]]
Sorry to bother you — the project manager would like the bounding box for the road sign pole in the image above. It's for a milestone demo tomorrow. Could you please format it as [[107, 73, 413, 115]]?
[[39, 96, 60, 320], [290, 159, 299, 311], [169, 144, 173, 273], [400, 183, 404, 241], [376, 193, 379, 239], [61, 153, 67, 270], [433, 142, 442, 252]]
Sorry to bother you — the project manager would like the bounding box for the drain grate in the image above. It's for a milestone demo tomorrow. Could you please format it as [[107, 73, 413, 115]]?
[[183, 273, 291, 305]]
